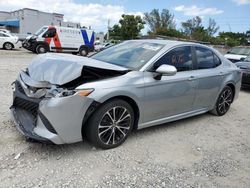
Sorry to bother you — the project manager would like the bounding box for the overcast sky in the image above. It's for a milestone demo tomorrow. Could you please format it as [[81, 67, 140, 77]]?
[[0, 0, 250, 34]]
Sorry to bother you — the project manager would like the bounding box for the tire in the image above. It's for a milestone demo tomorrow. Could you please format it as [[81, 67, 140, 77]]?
[[210, 86, 233, 116], [36, 44, 47, 54], [79, 47, 88, 56], [85, 99, 135, 149], [3, 42, 13, 50]]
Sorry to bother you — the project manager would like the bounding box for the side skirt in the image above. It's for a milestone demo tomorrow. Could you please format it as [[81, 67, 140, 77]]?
[[137, 108, 208, 130]]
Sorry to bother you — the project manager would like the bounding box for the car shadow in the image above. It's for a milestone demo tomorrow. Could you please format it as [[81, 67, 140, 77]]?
[[24, 112, 211, 156]]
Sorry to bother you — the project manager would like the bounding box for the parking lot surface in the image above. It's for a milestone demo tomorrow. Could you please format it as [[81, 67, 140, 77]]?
[[0, 49, 250, 188]]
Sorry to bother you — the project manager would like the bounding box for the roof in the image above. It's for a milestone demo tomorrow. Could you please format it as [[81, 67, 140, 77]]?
[[132, 39, 200, 46]]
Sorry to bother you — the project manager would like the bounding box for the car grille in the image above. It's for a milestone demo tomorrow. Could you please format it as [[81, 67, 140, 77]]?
[[14, 97, 39, 120], [13, 81, 40, 123]]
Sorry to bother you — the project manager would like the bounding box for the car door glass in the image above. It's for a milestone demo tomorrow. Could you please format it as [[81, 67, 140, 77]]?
[[0, 33, 8, 37], [42, 28, 56, 38], [214, 54, 221, 67], [153, 46, 193, 72], [196, 47, 219, 69]]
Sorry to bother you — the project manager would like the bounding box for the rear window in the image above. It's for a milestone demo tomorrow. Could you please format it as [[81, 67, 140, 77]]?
[[195, 47, 221, 69]]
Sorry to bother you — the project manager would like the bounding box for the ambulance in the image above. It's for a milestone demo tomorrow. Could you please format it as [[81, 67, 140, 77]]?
[[22, 26, 95, 56]]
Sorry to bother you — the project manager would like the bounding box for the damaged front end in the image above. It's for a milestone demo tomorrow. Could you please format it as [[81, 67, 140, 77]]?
[[10, 54, 129, 144]]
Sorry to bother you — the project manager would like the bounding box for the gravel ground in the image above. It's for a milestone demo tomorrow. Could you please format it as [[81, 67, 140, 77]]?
[[0, 49, 250, 188]]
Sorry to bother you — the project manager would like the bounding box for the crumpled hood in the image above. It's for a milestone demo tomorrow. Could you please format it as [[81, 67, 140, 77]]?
[[28, 53, 128, 85]]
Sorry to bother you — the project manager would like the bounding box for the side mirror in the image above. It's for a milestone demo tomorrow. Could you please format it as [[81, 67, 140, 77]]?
[[155, 64, 177, 76]]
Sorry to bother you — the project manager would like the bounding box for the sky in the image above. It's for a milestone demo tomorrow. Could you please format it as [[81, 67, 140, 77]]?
[[0, 0, 250, 34]]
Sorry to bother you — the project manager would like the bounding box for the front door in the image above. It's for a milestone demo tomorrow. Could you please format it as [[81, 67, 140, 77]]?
[[142, 46, 197, 124]]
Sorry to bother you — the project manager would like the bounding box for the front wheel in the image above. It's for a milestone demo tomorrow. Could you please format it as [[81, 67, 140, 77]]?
[[210, 86, 233, 116], [85, 99, 134, 149], [36, 44, 47, 54]]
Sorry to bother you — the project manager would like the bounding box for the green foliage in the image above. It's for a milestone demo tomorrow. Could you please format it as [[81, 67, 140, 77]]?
[[144, 9, 175, 33], [207, 18, 219, 36], [109, 14, 145, 40], [218, 32, 247, 46], [109, 8, 248, 47], [155, 28, 185, 38], [181, 16, 219, 42]]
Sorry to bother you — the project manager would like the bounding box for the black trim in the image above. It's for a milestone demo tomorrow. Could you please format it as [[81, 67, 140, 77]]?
[[11, 80, 53, 144], [82, 101, 101, 130], [51, 47, 78, 50], [38, 110, 57, 134], [11, 107, 52, 144]]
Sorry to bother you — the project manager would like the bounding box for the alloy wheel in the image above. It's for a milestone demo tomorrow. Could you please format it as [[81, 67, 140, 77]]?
[[218, 88, 233, 114], [4, 43, 12, 50], [98, 106, 132, 146]]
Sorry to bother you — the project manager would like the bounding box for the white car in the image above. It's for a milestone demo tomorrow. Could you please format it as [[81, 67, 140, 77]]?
[[224, 46, 250, 63], [0, 32, 22, 50]]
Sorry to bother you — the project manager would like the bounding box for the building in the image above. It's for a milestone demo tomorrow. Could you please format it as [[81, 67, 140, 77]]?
[[0, 8, 80, 37]]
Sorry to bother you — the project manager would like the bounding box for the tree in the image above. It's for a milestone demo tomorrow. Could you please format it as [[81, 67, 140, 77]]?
[[181, 16, 203, 36], [109, 14, 144, 40], [207, 18, 219, 36], [144, 9, 175, 33], [119, 14, 145, 40], [109, 24, 122, 40]]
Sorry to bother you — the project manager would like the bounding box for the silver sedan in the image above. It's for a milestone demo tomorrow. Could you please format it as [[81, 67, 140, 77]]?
[[11, 40, 242, 149]]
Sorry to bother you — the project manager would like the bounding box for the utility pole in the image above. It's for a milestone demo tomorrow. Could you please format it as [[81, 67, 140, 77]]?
[[107, 19, 110, 41]]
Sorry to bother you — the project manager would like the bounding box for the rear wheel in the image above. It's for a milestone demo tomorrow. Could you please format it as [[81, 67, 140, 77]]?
[[85, 99, 134, 149], [36, 44, 47, 54], [211, 86, 233, 116], [4, 42, 13, 50]]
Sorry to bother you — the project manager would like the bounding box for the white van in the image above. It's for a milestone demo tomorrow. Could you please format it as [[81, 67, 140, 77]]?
[[22, 26, 95, 56]]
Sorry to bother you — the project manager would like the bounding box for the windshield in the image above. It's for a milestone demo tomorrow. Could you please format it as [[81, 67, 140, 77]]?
[[35, 27, 48, 36], [228, 47, 250, 56], [91, 41, 164, 70]]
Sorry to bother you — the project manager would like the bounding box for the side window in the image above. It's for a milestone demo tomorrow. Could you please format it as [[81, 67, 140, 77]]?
[[196, 47, 220, 69], [214, 54, 221, 67], [154, 46, 193, 72], [0, 33, 8, 37], [42, 28, 56, 38]]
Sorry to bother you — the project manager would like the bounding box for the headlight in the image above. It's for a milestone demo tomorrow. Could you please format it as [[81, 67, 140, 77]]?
[[56, 89, 94, 97]]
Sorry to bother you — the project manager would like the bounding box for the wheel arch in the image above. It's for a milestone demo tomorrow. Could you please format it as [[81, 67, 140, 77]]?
[[35, 42, 50, 52], [3, 42, 14, 49], [81, 95, 140, 137], [225, 82, 236, 102]]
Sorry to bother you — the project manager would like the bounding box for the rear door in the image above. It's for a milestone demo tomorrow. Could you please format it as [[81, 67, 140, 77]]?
[[191, 46, 223, 109]]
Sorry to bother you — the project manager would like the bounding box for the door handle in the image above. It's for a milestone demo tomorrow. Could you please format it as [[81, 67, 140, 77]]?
[[188, 76, 196, 81]]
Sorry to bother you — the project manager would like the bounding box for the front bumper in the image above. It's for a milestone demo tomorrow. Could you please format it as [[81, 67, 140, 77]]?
[[22, 40, 36, 51], [242, 72, 250, 87], [11, 79, 95, 144]]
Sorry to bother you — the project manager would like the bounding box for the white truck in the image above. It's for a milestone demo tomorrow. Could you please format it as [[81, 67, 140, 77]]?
[[22, 26, 95, 56]]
